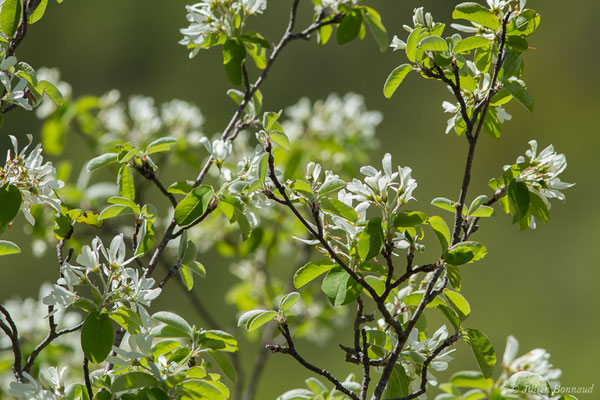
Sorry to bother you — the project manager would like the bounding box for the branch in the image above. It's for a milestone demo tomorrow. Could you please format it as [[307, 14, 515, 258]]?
[[133, 161, 178, 208], [450, 12, 512, 246], [83, 356, 94, 399], [359, 329, 371, 400], [389, 331, 460, 400], [7, 0, 34, 57], [23, 322, 84, 373], [0, 304, 23, 382], [267, 322, 359, 400]]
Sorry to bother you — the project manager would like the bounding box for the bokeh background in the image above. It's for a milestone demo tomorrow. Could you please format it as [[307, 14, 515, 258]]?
[[0, 0, 598, 398]]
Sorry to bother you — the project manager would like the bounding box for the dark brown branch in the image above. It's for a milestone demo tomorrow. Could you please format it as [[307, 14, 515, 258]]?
[[0, 304, 23, 382], [7, 0, 34, 57], [267, 322, 359, 400], [23, 321, 83, 373], [134, 161, 177, 207], [390, 332, 460, 400], [83, 356, 94, 398], [450, 12, 512, 246], [359, 329, 371, 400]]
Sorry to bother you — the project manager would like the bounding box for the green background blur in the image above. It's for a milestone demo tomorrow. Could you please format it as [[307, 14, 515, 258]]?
[[0, 0, 598, 398]]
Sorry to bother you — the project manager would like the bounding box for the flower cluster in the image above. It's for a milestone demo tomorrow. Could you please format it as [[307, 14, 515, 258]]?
[[347, 153, 417, 210], [282, 93, 381, 169], [96, 92, 204, 149], [180, 0, 267, 58], [512, 140, 573, 206], [1, 135, 63, 225], [43, 235, 161, 313]]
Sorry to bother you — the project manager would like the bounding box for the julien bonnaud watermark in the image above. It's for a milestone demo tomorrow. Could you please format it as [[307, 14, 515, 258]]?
[[506, 384, 595, 396]]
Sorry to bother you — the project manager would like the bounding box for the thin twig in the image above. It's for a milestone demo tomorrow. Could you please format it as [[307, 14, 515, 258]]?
[[0, 305, 23, 382], [267, 322, 359, 400], [23, 322, 84, 373], [83, 356, 94, 398]]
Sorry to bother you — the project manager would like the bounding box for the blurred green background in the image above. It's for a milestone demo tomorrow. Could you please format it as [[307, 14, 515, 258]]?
[[0, 0, 598, 398]]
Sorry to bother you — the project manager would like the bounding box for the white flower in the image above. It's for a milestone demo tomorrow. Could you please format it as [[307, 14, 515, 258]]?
[[502, 335, 562, 383], [42, 284, 78, 311], [1, 135, 63, 224], [200, 137, 232, 163], [8, 371, 60, 400], [512, 140, 573, 205], [179, 0, 267, 58]]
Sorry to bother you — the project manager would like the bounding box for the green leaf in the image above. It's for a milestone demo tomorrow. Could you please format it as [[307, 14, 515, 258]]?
[[27, 0, 48, 24], [465, 328, 496, 379], [179, 265, 194, 291], [207, 349, 236, 382], [293, 260, 335, 289], [109, 306, 142, 334], [169, 180, 195, 195], [453, 35, 490, 54], [444, 241, 487, 266], [1, 0, 22, 37], [152, 311, 193, 339], [279, 292, 301, 312], [508, 180, 530, 218], [403, 291, 446, 308], [394, 211, 427, 228], [453, 2, 500, 31], [174, 186, 213, 227], [446, 264, 462, 291], [81, 311, 114, 364], [179, 380, 227, 400], [145, 137, 179, 154], [427, 216, 451, 252], [112, 372, 159, 393], [270, 131, 290, 151], [40, 80, 63, 105], [503, 371, 552, 397], [418, 36, 448, 52], [0, 184, 22, 234], [405, 27, 422, 62], [320, 198, 358, 222], [222, 38, 247, 86], [234, 207, 250, 240], [238, 310, 276, 332], [444, 290, 471, 321], [262, 111, 281, 132], [384, 64, 413, 98], [98, 205, 134, 220], [318, 178, 346, 196], [0, 240, 21, 256], [431, 197, 457, 213], [504, 82, 534, 112], [198, 330, 238, 352], [135, 219, 155, 256], [357, 218, 383, 261], [86, 153, 118, 173], [321, 266, 362, 306], [382, 364, 409, 399], [450, 371, 493, 391], [336, 9, 363, 45], [361, 6, 388, 52], [117, 164, 135, 201]]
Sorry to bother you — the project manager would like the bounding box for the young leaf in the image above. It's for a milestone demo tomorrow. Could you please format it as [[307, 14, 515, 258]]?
[[152, 311, 193, 339], [0, 184, 22, 234], [418, 36, 448, 52], [40, 80, 63, 105], [86, 153, 118, 173], [270, 131, 290, 151], [444, 290, 471, 321], [174, 186, 213, 227], [81, 311, 114, 364], [293, 260, 336, 288], [320, 198, 358, 222], [453, 2, 500, 31], [111, 372, 159, 393], [450, 371, 493, 391], [109, 306, 143, 334], [117, 164, 135, 201], [431, 197, 457, 213], [504, 82, 534, 112], [145, 137, 179, 154], [318, 178, 346, 196], [394, 211, 427, 228], [1, 0, 22, 37], [427, 216, 451, 252], [321, 266, 362, 306], [337, 9, 363, 45], [384, 64, 413, 98], [279, 292, 301, 312], [508, 180, 530, 218], [0, 240, 21, 256], [245, 310, 277, 331], [382, 364, 409, 399], [207, 349, 236, 382], [361, 6, 388, 52], [357, 218, 383, 261], [223, 38, 247, 86], [453, 35, 490, 54], [503, 371, 552, 397], [405, 27, 422, 62], [466, 328, 497, 379]]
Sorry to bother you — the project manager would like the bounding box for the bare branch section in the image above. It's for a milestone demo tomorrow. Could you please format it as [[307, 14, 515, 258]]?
[[267, 322, 360, 400], [0, 304, 23, 382]]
